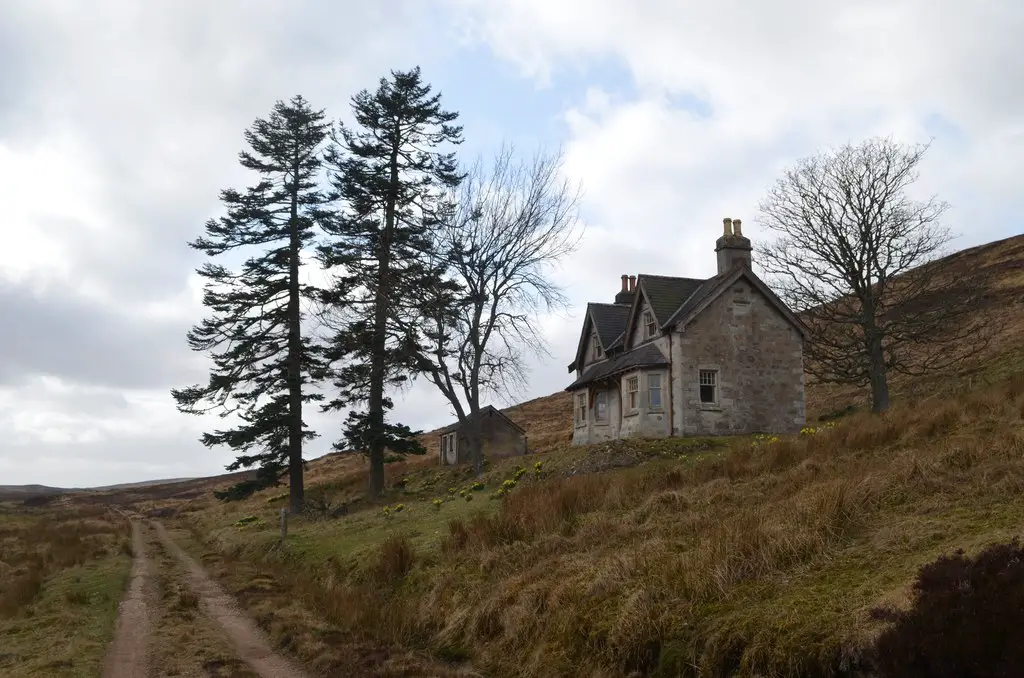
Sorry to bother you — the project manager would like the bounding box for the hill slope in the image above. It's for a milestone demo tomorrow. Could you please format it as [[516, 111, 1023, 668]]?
[[43, 233, 1023, 503], [48, 232, 1024, 676], [417, 232, 1024, 455]]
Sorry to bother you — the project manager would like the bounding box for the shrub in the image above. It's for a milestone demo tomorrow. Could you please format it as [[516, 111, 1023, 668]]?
[[375, 536, 416, 584], [873, 538, 1024, 677], [432, 498, 444, 510]]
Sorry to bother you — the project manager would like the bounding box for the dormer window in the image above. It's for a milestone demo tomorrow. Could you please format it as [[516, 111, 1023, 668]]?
[[592, 333, 603, 359], [643, 311, 656, 339]]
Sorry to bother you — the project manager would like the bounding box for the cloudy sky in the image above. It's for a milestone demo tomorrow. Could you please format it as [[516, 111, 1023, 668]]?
[[1, 0, 1021, 487]]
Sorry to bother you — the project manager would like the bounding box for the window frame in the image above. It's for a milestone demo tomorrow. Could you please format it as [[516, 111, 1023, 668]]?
[[626, 375, 640, 411], [643, 310, 656, 339], [594, 390, 609, 423], [648, 372, 663, 410], [592, 333, 603, 360], [576, 392, 588, 426], [699, 369, 718, 405]]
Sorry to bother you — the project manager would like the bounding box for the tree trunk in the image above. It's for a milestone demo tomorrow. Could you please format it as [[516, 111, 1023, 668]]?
[[286, 165, 304, 513], [367, 146, 400, 498], [866, 331, 890, 413]]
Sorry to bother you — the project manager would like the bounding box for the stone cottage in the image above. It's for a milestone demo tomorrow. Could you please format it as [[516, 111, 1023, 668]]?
[[438, 405, 528, 465], [566, 218, 807, 444]]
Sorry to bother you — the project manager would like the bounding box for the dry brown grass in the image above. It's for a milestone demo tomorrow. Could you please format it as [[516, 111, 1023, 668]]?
[[0, 505, 132, 677], [79, 233, 1023, 677], [166, 370, 1024, 676]]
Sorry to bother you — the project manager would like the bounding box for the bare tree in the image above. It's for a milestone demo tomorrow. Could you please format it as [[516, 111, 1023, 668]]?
[[756, 137, 990, 413], [418, 144, 583, 474]]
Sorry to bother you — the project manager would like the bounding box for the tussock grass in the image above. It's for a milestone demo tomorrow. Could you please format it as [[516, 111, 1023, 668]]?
[[176, 371, 1024, 676], [0, 506, 132, 677]]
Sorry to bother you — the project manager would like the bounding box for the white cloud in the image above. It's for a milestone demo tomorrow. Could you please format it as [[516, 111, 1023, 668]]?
[[0, 0, 450, 486], [443, 0, 1024, 433], [3, 0, 1022, 486]]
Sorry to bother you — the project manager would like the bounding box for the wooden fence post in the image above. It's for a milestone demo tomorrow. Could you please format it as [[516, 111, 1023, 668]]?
[[280, 508, 288, 541]]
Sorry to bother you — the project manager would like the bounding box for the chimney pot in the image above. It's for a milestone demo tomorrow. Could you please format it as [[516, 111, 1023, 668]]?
[[723, 217, 733, 236], [628, 275, 636, 291], [620, 274, 628, 292], [733, 218, 743, 237]]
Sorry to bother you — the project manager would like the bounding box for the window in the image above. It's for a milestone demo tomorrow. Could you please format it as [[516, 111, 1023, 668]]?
[[643, 311, 656, 339], [627, 375, 639, 411], [592, 334, 603, 359], [699, 370, 718, 404], [648, 373, 662, 410], [576, 392, 588, 425], [595, 391, 608, 423]]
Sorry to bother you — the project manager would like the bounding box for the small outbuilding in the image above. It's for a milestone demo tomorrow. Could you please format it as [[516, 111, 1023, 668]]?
[[438, 405, 528, 465]]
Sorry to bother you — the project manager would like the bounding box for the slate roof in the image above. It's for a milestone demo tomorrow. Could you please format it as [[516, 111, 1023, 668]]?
[[438, 405, 526, 435], [566, 343, 669, 391], [589, 303, 630, 348], [661, 272, 729, 327], [637, 275, 707, 325]]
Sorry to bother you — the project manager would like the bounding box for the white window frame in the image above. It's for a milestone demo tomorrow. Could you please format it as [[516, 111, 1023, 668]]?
[[643, 310, 656, 339], [592, 333, 603, 360], [626, 375, 639, 411], [699, 369, 718, 405], [594, 391, 608, 423], [648, 373, 663, 410], [576, 392, 588, 425]]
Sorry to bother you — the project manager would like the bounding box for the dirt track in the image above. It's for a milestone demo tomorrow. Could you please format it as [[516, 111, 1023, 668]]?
[[102, 519, 309, 678], [102, 520, 152, 678]]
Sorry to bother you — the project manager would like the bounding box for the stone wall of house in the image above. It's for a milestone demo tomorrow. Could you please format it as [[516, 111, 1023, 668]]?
[[671, 279, 805, 436], [618, 367, 671, 438], [446, 413, 527, 464], [484, 416, 528, 457], [571, 333, 673, 445], [571, 384, 622, 444]]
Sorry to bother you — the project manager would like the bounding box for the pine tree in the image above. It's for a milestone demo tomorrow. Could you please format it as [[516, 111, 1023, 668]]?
[[171, 95, 332, 511], [319, 67, 464, 497]]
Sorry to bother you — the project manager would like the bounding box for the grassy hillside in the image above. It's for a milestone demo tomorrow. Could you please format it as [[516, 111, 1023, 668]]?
[[55, 233, 1024, 676], [159, 374, 1024, 676], [0, 504, 132, 676]]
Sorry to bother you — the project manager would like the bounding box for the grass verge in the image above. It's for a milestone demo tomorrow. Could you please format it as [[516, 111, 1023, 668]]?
[[0, 506, 131, 677]]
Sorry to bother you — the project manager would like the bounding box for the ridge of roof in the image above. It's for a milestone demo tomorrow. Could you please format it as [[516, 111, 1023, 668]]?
[[438, 404, 526, 435]]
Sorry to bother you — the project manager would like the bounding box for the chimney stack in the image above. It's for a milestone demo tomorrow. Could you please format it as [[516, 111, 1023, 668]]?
[[614, 273, 636, 305], [628, 275, 636, 291], [714, 216, 752, 274]]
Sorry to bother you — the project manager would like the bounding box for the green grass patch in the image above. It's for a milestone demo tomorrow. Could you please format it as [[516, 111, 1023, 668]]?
[[0, 552, 131, 677]]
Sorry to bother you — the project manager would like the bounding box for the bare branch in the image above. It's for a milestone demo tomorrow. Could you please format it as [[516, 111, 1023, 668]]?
[[417, 142, 584, 472], [756, 136, 992, 412]]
